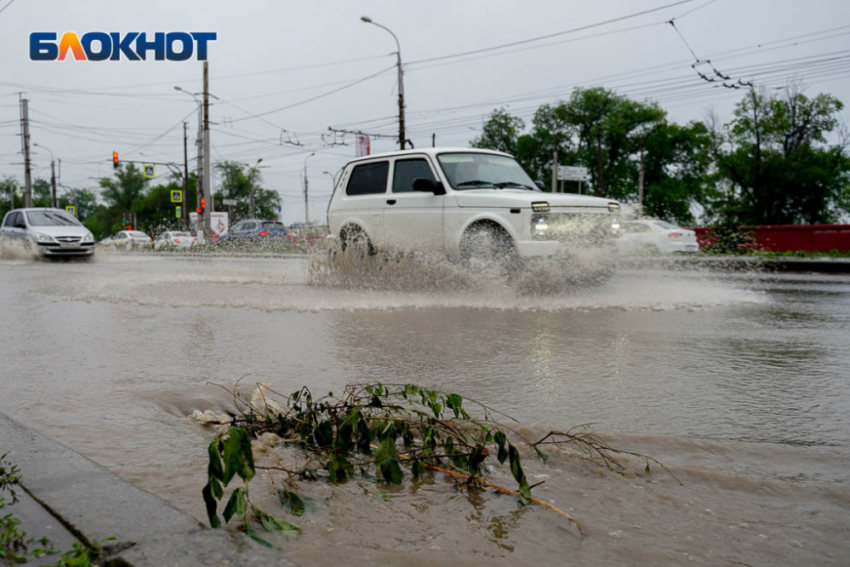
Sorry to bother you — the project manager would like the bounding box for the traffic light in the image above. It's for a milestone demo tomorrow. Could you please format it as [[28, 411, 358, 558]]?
[[127, 224, 132, 230], [197, 197, 205, 215], [113, 152, 119, 169]]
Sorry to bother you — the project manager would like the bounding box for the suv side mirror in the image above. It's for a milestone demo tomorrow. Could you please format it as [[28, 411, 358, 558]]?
[[413, 178, 446, 196], [534, 180, 545, 190]]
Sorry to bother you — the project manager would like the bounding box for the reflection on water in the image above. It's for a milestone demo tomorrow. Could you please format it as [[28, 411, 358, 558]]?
[[1, 255, 849, 566]]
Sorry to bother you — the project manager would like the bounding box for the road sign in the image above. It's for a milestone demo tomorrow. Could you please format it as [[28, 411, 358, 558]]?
[[175, 206, 182, 218], [171, 190, 182, 203], [143, 164, 155, 178], [17, 186, 23, 197], [222, 198, 237, 206], [558, 166, 589, 181], [65, 205, 76, 217]]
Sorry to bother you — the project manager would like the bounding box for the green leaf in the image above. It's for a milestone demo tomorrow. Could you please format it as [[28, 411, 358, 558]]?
[[445, 393, 463, 417], [202, 482, 221, 528], [494, 431, 508, 464], [410, 459, 425, 478], [222, 428, 255, 484], [356, 415, 373, 451], [208, 441, 224, 481], [210, 476, 223, 500], [375, 432, 404, 484], [245, 523, 273, 548], [313, 420, 334, 448], [223, 487, 247, 524], [534, 446, 550, 463], [645, 461, 651, 474], [508, 445, 532, 505], [328, 453, 353, 483], [468, 443, 487, 475], [252, 505, 300, 535], [278, 490, 305, 516]]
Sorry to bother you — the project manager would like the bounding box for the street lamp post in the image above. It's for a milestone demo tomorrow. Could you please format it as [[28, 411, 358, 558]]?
[[303, 152, 315, 231], [34, 143, 57, 208], [361, 16, 406, 150]]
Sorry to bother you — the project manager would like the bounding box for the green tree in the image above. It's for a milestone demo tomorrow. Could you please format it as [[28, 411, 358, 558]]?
[[58, 188, 99, 220], [641, 121, 715, 224], [0, 177, 22, 220], [99, 163, 149, 219], [471, 109, 526, 156], [713, 86, 850, 224], [32, 178, 52, 207], [214, 161, 280, 222]]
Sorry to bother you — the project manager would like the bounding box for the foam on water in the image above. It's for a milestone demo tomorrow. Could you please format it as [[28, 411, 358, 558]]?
[[30, 252, 766, 313]]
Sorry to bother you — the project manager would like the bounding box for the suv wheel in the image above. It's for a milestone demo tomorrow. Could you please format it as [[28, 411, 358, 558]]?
[[340, 225, 375, 257], [460, 223, 520, 274]]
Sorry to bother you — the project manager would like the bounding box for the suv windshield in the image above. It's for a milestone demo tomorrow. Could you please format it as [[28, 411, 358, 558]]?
[[437, 153, 537, 191], [25, 210, 81, 227]]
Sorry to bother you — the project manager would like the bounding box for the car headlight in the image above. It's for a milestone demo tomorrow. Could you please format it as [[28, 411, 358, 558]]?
[[82, 233, 93, 243], [34, 232, 55, 243]]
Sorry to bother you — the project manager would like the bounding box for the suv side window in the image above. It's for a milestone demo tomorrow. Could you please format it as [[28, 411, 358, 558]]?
[[346, 161, 389, 196], [392, 159, 436, 193], [4, 212, 18, 227]]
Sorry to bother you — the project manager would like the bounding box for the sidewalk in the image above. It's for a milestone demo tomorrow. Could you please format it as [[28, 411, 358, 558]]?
[[0, 412, 297, 566]]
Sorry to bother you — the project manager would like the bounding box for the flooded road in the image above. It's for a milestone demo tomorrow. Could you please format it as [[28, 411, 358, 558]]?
[[1, 252, 849, 566]]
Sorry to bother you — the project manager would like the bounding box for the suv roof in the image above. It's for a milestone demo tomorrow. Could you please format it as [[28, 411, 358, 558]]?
[[344, 147, 512, 167]]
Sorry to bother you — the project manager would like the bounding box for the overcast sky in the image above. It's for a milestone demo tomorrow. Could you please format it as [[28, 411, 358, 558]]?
[[1, 0, 849, 225]]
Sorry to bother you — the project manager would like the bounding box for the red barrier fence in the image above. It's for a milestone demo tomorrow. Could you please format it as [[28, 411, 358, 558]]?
[[691, 224, 850, 252]]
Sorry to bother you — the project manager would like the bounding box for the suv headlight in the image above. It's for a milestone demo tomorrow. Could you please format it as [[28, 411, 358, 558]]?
[[34, 232, 55, 243], [82, 233, 94, 243]]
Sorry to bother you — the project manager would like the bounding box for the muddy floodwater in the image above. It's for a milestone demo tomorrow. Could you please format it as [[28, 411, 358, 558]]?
[[1, 251, 849, 566]]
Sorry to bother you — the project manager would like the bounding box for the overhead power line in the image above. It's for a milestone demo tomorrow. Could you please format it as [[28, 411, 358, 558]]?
[[407, 0, 697, 65], [230, 65, 396, 123]]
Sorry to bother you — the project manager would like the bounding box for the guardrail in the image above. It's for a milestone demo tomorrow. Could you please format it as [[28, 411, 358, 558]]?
[[691, 224, 850, 252]]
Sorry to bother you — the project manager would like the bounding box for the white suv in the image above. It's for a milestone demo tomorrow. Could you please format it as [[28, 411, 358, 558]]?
[[327, 148, 621, 265]]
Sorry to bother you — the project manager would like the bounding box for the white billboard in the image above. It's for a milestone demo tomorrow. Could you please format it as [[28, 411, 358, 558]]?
[[558, 166, 589, 182], [190, 211, 229, 243]]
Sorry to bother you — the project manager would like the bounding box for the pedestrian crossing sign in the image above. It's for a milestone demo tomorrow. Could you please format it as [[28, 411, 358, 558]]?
[[143, 164, 155, 178], [65, 205, 76, 216], [171, 190, 182, 203]]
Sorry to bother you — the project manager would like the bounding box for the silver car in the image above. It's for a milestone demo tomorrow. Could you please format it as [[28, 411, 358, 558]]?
[[0, 208, 95, 257]]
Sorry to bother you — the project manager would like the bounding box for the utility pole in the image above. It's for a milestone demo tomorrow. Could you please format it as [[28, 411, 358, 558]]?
[[397, 50, 405, 150], [50, 159, 56, 208], [638, 142, 645, 217], [183, 121, 189, 230], [360, 17, 405, 150], [432, 133, 435, 148], [596, 124, 604, 197], [20, 97, 32, 208], [551, 130, 558, 193], [203, 61, 211, 242], [303, 152, 315, 231]]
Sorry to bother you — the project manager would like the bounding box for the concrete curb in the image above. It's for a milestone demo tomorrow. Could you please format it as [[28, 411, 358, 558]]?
[[0, 412, 296, 566]]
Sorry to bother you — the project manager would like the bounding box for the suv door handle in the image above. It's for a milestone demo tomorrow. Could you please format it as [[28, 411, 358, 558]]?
[[386, 199, 397, 205]]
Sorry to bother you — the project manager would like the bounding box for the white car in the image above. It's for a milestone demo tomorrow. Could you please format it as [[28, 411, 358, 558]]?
[[100, 230, 153, 249], [0, 208, 95, 257], [326, 148, 621, 265], [617, 219, 700, 254], [154, 231, 196, 250]]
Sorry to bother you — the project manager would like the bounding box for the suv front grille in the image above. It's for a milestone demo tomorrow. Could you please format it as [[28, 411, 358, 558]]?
[[532, 213, 618, 243]]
